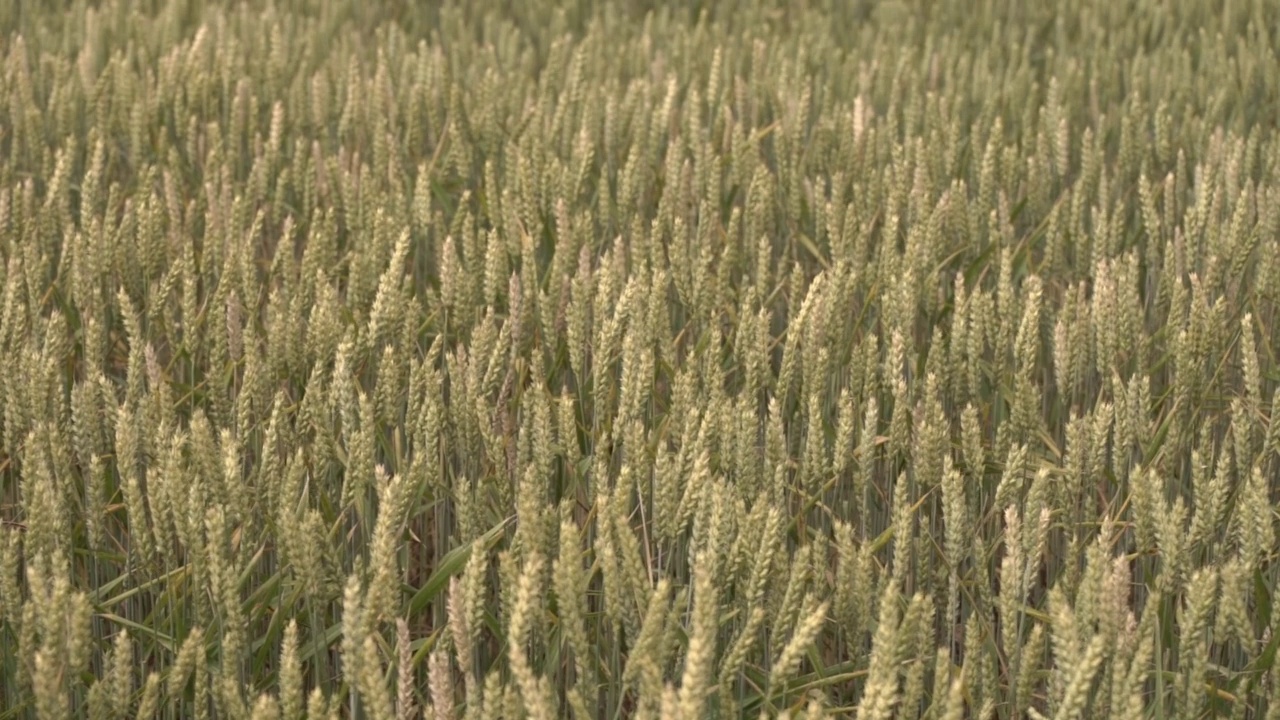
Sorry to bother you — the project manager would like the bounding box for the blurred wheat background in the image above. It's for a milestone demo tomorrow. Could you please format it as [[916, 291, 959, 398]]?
[[2, 0, 1280, 717]]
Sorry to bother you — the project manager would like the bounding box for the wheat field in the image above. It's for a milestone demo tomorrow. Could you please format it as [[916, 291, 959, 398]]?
[[2, 0, 1280, 718]]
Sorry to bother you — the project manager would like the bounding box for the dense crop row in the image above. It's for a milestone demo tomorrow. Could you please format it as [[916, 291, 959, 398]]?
[[2, 0, 1280, 718]]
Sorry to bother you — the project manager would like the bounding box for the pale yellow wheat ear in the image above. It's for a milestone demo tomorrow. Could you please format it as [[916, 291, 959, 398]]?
[[770, 597, 829, 689], [509, 552, 554, 720]]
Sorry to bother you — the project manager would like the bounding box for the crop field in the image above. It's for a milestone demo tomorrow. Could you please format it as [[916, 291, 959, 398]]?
[[3, 0, 1280, 717]]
